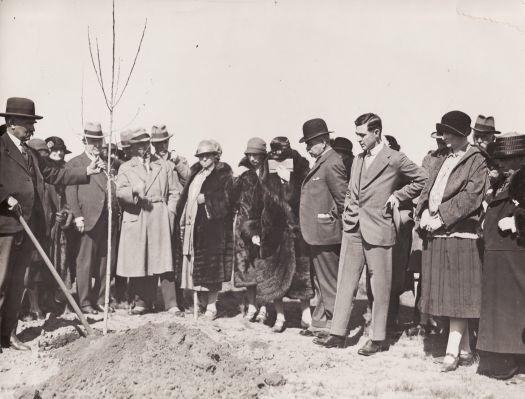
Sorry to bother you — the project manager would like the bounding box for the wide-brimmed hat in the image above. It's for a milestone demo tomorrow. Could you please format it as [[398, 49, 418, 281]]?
[[27, 138, 49, 152], [0, 97, 43, 120], [46, 136, 71, 154], [473, 115, 500, 135], [129, 128, 151, 144], [332, 137, 354, 154], [119, 129, 132, 148], [299, 118, 333, 143], [436, 111, 471, 137], [244, 137, 267, 155], [83, 122, 105, 139], [150, 124, 173, 142], [487, 132, 525, 159], [195, 139, 220, 156]]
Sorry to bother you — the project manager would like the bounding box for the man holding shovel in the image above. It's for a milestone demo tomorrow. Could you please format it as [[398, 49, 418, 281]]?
[[0, 97, 104, 353]]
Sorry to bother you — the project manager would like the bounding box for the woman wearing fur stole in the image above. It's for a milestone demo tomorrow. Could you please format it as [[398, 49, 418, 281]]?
[[232, 137, 314, 332], [477, 133, 525, 380]]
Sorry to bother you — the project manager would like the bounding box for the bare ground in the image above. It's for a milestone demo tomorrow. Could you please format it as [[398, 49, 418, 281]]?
[[1, 290, 524, 399]]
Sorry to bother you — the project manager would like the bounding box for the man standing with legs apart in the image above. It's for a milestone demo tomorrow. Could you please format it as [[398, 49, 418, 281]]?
[[66, 122, 118, 315], [0, 98, 103, 352], [299, 118, 347, 337], [315, 113, 426, 354]]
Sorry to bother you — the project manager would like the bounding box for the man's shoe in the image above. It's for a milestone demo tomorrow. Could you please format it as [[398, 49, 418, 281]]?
[[358, 339, 386, 356], [81, 306, 98, 315], [458, 352, 477, 366], [128, 306, 147, 315], [313, 334, 346, 348], [9, 335, 31, 351], [167, 307, 185, 317]]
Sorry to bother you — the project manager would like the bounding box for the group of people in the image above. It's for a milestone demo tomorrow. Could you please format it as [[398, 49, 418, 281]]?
[[1, 97, 524, 381]]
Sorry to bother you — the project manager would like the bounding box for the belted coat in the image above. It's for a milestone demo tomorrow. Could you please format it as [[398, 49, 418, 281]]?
[[116, 155, 182, 277]]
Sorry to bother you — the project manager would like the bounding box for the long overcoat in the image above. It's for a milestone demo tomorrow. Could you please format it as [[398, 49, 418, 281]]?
[[174, 161, 234, 287], [116, 155, 182, 277]]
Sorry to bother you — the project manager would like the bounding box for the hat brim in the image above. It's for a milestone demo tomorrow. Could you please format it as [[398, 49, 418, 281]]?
[[299, 131, 333, 143], [129, 137, 151, 144], [0, 112, 43, 120], [472, 128, 501, 135], [436, 123, 470, 137], [78, 133, 108, 139], [195, 151, 218, 157], [150, 133, 173, 143]]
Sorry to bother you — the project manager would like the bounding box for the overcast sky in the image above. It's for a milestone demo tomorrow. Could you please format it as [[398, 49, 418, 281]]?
[[1, 0, 524, 166]]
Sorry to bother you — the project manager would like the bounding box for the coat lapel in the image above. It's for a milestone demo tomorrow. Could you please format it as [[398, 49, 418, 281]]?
[[360, 147, 390, 189], [144, 157, 162, 194], [2, 134, 30, 175], [303, 149, 331, 185]]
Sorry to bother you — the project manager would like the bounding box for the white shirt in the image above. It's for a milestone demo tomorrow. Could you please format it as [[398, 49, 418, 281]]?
[[364, 140, 384, 169]]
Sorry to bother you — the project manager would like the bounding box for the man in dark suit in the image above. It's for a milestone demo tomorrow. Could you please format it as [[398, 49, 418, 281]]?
[[66, 122, 117, 315], [151, 124, 190, 186], [299, 118, 348, 336], [0, 97, 103, 352], [314, 113, 426, 354]]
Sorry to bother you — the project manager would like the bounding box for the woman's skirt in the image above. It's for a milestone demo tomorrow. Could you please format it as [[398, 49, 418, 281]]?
[[419, 237, 482, 318], [477, 250, 525, 354], [180, 255, 222, 292]]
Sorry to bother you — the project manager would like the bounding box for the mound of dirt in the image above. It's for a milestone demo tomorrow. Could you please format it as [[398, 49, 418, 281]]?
[[21, 322, 271, 398]]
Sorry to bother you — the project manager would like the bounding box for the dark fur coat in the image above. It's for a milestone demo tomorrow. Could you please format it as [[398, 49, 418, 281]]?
[[231, 151, 313, 301], [175, 161, 234, 286]]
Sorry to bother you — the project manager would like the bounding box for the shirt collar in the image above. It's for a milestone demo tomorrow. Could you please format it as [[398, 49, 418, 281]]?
[[367, 140, 384, 157], [315, 147, 332, 161], [448, 143, 470, 158], [6, 131, 24, 152]]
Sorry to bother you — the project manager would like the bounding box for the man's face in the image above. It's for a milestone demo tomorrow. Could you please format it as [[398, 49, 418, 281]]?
[[442, 132, 468, 151], [356, 124, 379, 152], [152, 140, 170, 157], [85, 138, 103, 157], [306, 137, 327, 158], [247, 153, 265, 168], [133, 141, 150, 158], [198, 153, 215, 169], [473, 132, 495, 150], [9, 118, 36, 142]]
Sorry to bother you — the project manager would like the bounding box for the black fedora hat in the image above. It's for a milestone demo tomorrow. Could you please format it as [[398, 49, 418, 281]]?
[[473, 115, 500, 135], [436, 111, 471, 137], [0, 97, 43, 120], [300, 118, 333, 143], [487, 132, 525, 159]]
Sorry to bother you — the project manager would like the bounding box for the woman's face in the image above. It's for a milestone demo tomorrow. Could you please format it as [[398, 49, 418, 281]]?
[[198, 153, 216, 169], [246, 153, 265, 168], [442, 132, 468, 151], [49, 149, 65, 161]]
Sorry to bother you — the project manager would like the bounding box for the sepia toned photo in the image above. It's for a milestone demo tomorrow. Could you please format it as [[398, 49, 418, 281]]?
[[1, 0, 524, 397]]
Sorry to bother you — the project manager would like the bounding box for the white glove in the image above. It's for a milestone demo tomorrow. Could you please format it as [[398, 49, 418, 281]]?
[[197, 194, 205, 205], [75, 217, 85, 234], [276, 164, 290, 182], [385, 194, 399, 210], [252, 235, 261, 246], [426, 215, 444, 232], [419, 209, 431, 229], [498, 216, 517, 233]]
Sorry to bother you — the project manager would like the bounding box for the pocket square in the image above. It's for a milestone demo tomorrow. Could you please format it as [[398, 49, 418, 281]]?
[[312, 177, 320, 181]]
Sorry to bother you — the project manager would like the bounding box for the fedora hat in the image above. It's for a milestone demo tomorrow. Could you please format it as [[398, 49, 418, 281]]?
[[0, 97, 43, 120], [487, 132, 525, 159], [150, 124, 173, 142], [436, 111, 471, 137], [119, 129, 132, 148], [46, 136, 71, 154], [129, 128, 151, 144], [473, 115, 500, 135], [299, 118, 333, 143], [83, 121, 105, 139]]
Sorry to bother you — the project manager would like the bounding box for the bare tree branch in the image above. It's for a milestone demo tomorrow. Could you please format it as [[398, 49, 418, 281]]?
[[114, 18, 147, 107], [96, 37, 112, 110], [87, 27, 104, 91], [114, 57, 122, 104], [113, 105, 143, 131], [110, 0, 116, 109]]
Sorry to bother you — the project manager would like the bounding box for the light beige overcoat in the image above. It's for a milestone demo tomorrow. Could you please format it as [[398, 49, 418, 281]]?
[[116, 155, 182, 277]]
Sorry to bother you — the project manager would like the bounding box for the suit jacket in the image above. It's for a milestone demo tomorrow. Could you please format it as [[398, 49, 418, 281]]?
[[65, 152, 116, 232], [343, 146, 427, 247], [415, 146, 487, 235], [300, 148, 347, 246], [0, 127, 88, 235]]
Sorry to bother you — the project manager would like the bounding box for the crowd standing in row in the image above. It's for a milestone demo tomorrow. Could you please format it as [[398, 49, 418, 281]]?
[[1, 97, 524, 380]]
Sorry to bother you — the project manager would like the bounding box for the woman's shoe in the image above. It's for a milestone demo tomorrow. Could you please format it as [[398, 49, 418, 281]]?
[[300, 320, 312, 330], [271, 319, 286, 333], [441, 353, 460, 372], [203, 309, 218, 321], [245, 308, 257, 322], [458, 352, 477, 366], [255, 309, 267, 324]]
